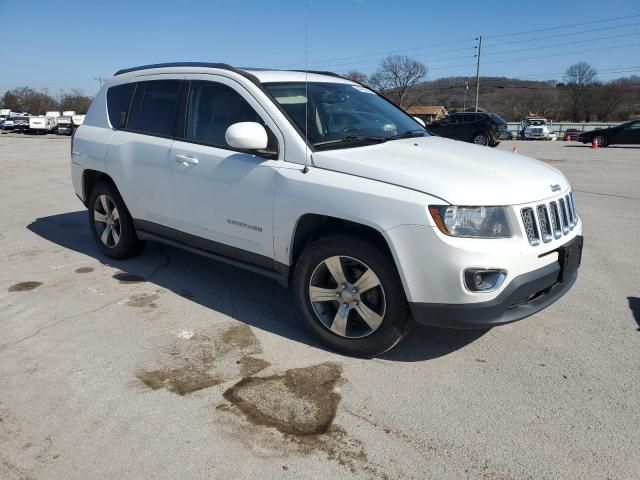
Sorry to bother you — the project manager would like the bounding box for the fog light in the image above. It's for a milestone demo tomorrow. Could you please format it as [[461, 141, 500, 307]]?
[[464, 269, 507, 292]]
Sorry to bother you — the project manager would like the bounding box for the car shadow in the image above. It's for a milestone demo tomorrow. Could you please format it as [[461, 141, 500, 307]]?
[[27, 211, 486, 361], [628, 297, 640, 331]]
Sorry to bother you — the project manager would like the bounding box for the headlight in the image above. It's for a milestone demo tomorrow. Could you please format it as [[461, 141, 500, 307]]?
[[428, 206, 512, 238]]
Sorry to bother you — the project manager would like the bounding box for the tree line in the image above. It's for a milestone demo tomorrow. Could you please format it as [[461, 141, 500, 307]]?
[[1, 87, 92, 114], [345, 56, 640, 122]]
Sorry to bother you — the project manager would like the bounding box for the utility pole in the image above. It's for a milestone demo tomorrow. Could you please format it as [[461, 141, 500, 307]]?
[[463, 80, 469, 111], [93, 76, 105, 89], [474, 35, 482, 112]]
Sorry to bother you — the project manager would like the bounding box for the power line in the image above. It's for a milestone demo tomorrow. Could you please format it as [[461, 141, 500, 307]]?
[[484, 13, 640, 39], [484, 21, 640, 47], [483, 31, 640, 57], [273, 37, 477, 68], [284, 14, 640, 73], [479, 41, 640, 67]]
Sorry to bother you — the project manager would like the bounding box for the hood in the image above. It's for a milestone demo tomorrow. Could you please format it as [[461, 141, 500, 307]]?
[[312, 136, 568, 205]]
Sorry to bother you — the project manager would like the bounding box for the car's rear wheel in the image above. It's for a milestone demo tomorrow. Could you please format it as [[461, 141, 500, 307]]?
[[88, 182, 144, 259], [594, 134, 608, 147], [472, 132, 489, 146], [293, 234, 411, 357]]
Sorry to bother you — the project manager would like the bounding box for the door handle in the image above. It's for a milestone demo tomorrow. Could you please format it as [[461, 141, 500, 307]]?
[[175, 154, 199, 166]]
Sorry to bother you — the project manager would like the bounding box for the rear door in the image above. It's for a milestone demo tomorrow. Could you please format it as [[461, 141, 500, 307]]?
[[106, 77, 184, 228], [168, 76, 283, 266]]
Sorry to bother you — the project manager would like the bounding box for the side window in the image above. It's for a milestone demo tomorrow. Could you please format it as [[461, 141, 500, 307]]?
[[185, 81, 264, 148], [130, 80, 182, 137], [625, 122, 640, 130], [106, 83, 136, 129]]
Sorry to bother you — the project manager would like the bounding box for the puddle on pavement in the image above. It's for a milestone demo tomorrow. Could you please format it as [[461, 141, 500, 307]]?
[[237, 356, 271, 377], [8, 281, 43, 292], [74, 267, 94, 274], [136, 366, 220, 396], [113, 272, 146, 284], [218, 362, 372, 473], [127, 293, 159, 308], [136, 324, 268, 396], [223, 362, 342, 436]]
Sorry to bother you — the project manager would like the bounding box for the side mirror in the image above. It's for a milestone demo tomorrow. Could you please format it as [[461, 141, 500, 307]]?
[[413, 116, 426, 127], [225, 122, 268, 151]]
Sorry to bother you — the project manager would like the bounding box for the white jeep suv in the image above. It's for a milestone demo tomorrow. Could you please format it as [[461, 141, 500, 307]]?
[[71, 63, 583, 356]]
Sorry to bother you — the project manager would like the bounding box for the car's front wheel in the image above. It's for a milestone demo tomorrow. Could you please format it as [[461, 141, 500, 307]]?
[[88, 181, 144, 259], [472, 132, 489, 146], [293, 234, 411, 357], [593, 134, 608, 147]]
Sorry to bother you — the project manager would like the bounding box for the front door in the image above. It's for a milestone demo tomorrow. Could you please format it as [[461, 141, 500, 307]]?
[[169, 76, 282, 268], [617, 121, 640, 144]]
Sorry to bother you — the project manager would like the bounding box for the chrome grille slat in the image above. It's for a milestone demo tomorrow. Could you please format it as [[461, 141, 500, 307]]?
[[521, 207, 540, 246], [558, 198, 570, 234], [549, 201, 562, 239], [565, 194, 575, 229], [536, 205, 552, 243]]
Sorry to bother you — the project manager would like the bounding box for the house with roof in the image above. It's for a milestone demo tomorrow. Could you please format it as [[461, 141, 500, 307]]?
[[404, 105, 448, 124]]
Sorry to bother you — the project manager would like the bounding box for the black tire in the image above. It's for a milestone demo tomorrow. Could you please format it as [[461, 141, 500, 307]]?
[[472, 132, 489, 146], [593, 134, 608, 147], [292, 234, 411, 357], [87, 181, 144, 259]]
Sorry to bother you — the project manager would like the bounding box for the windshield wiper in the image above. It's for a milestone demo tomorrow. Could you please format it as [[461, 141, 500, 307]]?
[[313, 135, 389, 147], [387, 129, 428, 140]]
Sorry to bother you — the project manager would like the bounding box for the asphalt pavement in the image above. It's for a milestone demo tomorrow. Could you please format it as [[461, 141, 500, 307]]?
[[1, 133, 638, 479]]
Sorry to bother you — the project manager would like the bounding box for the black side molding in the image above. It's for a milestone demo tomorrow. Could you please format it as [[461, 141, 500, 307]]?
[[134, 219, 289, 286]]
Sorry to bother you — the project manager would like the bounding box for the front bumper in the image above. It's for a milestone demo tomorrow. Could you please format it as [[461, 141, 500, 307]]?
[[409, 259, 577, 329]]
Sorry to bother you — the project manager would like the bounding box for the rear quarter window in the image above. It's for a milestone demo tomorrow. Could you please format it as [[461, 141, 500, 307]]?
[[106, 83, 136, 129]]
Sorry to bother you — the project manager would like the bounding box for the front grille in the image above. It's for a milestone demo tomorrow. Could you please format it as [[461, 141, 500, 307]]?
[[521, 192, 578, 246]]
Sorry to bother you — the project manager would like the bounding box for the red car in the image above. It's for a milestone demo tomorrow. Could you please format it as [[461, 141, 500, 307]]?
[[563, 129, 581, 141]]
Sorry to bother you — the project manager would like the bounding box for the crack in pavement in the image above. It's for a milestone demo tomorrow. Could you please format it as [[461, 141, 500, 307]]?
[[0, 248, 172, 354], [574, 189, 640, 201]]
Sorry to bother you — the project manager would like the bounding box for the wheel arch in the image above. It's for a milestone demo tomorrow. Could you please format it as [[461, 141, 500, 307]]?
[[82, 169, 117, 206], [290, 214, 396, 270]]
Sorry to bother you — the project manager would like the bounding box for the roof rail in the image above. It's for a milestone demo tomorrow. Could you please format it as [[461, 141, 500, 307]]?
[[291, 69, 344, 79], [112, 62, 260, 84]]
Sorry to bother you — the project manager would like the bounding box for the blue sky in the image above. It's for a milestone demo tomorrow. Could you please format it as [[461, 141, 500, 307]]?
[[1, 0, 639, 96]]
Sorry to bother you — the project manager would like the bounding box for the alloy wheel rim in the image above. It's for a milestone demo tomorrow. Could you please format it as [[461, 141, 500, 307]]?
[[93, 194, 121, 248], [474, 134, 487, 145], [308, 255, 386, 339]]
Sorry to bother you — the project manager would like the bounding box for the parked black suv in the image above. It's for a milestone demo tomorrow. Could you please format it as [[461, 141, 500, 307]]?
[[427, 112, 510, 147]]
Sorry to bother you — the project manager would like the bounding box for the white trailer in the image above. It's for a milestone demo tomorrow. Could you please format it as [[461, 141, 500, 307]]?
[[71, 114, 85, 127], [29, 115, 58, 134]]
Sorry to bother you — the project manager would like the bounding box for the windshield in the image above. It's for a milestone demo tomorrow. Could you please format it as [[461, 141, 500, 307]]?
[[490, 113, 506, 124], [264, 82, 428, 149]]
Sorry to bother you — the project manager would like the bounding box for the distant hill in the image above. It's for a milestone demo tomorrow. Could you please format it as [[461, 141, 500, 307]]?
[[402, 75, 640, 122]]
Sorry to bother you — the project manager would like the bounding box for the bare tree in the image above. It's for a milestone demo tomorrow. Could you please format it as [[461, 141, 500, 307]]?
[[592, 82, 627, 121], [1, 87, 58, 114], [59, 89, 92, 113], [369, 55, 427, 107], [563, 62, 597, 122], [343, 70, 368, 85]]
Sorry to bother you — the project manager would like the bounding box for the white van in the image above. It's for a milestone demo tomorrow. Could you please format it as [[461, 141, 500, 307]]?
[[71, 63, 583, 356]]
